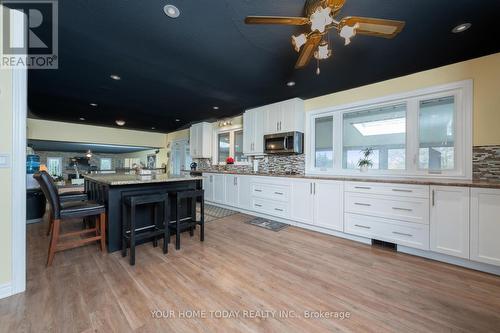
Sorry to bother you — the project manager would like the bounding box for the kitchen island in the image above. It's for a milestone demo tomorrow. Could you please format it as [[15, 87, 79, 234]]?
[[84, 173, 203, 252]]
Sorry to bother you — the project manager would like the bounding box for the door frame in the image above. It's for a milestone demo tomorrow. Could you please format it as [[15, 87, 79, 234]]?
[[170, 138, 190, 174], [11, 66, 28, 296]]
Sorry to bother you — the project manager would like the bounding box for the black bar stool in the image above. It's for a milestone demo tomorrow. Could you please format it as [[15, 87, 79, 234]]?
[[121, 193, 169, 265], [170, 189, 204, 250]]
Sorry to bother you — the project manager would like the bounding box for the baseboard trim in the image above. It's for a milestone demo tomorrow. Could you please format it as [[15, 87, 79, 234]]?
[[398, 246, 500, 276], [0, 282, 13, 300], [206, 201, 371, 245]]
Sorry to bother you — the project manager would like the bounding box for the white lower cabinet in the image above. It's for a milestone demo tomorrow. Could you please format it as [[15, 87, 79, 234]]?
[[430, 186, 470, 259], [225, 174, 239, 207], [202, 173, 214, 202], [345, 213, 430, 250], [470, 188, 500, 266], [212, 174, 225, 204], [290, 179, 343, 231], [237, 175, 252, 210]]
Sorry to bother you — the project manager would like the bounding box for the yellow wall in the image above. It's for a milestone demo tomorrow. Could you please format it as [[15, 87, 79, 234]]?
[[0, 66, 13, 285], [28, 119, 167, 148], [305, 52, 500, 146]]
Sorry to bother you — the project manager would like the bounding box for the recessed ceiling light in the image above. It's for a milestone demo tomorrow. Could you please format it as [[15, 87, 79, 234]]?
[[212, 106, 219, 110], [175, 118, 180, 122], [79, 117, 85, 121], [452, 23, 471, 33], [90, 103, 98, 107], [110, 74, 121, 80], [115, 119, 126, 126], [151, 126, 156, 130], [286, 81, 296, 87], [163, 4, 180, 18]]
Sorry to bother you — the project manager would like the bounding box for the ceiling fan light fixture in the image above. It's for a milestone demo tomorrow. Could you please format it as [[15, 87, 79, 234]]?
[[291, 33, 307, 52], [314, 42, 332, 60], [340, 23, 359, 45], [310, 6, 333, 33], [115, 119, 126, 126], [86, 150, 92, 158]]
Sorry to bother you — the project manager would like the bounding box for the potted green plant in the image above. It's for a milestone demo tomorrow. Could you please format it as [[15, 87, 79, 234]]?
[[357, 148, 374, 172]]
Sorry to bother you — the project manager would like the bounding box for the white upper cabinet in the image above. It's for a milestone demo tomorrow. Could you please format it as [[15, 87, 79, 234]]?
[[190, 122, 213, 158], [430, 186, 470, 259], [264, 98, 304, 134], [243, 108, 265, 156], [470, 188, 500, 266]]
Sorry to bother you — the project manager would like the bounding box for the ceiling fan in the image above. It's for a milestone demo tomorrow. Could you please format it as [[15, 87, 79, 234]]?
[[245, 0, 405, 75]]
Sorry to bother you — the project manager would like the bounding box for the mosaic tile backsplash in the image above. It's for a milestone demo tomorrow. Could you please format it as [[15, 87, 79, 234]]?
[[194, 154, 306, 175], [473, 145, 500, 180]]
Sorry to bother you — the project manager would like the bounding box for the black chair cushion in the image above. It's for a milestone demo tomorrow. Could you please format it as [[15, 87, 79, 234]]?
[[59, 192, 88, 203], [60, 200, 105, 219]]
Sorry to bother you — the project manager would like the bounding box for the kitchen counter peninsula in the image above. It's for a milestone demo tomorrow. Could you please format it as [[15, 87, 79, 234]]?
[[84, 173, 203, 252]]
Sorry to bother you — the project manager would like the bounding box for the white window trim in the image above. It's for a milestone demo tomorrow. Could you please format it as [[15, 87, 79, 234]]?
[[213, 125, 250, 165], [305, 80, 473, 179]]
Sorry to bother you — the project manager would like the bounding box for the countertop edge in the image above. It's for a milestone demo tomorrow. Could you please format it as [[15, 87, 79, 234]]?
[[191, 170, 500, 189]]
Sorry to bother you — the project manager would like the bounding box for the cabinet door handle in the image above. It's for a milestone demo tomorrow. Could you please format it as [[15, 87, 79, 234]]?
[[354, 202, 371, 206], [254, 189, 262, 192], [254, 203, 262, 207], [313, 183, 316, 195], [392, 189, 413, 193], [432, 189, 435, 206], [392, 231, 412, 237], [354, 224, 371, 229], [274, 192, 283, 195], [274, 208, 284, 212], [354, 186, 371, 190], [392, 207, 413, 212], [310, 183, 312, 194]]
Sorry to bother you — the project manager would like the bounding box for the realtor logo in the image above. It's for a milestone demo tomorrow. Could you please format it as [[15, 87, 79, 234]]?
[[1, 0, 58, 69]]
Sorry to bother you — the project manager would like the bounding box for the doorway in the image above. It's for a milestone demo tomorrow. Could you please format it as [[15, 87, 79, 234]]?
[[170, 139, 191, 175]]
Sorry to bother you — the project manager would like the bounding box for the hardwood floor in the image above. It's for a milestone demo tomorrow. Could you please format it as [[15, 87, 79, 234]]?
[[2, 213, 500, 332]]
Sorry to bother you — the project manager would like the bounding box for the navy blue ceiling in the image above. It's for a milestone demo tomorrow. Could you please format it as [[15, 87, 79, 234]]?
[[27, 0, 500, 133]]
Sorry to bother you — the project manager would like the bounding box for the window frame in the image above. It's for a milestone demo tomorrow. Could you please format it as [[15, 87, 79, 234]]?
[[213, 126, 250, 165], [305, 80, 472, 179]]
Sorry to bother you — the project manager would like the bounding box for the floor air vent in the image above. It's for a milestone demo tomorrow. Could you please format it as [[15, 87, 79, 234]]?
[[372, 239, 397, 251]]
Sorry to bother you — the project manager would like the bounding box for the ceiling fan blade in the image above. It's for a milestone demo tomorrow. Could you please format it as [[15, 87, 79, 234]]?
[[245, 16, 309, 26], [339, 16, 405, 38], [295, 33, 322, 69], [325, 0, 346, 12]]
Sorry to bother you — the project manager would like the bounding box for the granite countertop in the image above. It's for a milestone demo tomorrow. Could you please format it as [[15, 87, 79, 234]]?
[[84, 173, 203, 186], [194, 170, 500, 189]]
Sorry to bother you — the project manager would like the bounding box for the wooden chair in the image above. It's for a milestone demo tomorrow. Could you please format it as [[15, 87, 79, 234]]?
[[34, 171, 106, 266]]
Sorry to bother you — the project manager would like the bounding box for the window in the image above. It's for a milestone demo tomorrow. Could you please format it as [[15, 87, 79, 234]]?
[[215, 128, 248, 164], [418, 96, 455, 170], [218, 133, 230, 163], [100, 158, 112, 170], [234, 130, 244, 162], [342, 104, 406, 170], [307, 80, 472, 178], [47, 157, 62, 177], [314, 116, 333, 169]]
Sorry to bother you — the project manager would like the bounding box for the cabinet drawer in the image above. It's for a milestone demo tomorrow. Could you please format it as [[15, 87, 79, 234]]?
[[345, 192, 429, 225], [345, 213, 429, 250], [345, 182, 429, 198], [252, 183, 289, 202], [252, 198, 289, 218]]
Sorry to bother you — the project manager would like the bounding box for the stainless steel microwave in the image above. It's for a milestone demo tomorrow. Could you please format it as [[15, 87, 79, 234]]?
[[264, 131, 303, 154]]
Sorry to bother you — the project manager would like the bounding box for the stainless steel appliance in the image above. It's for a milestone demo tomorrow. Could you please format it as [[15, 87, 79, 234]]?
[[264, 131, 303, 154]]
